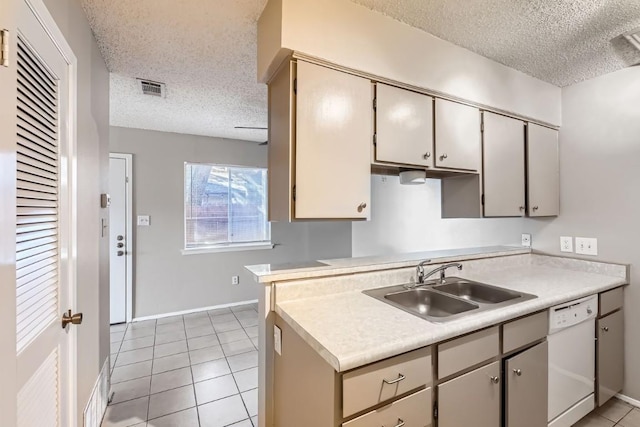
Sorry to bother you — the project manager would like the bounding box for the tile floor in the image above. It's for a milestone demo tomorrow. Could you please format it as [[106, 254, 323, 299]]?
[[103, 303, 260, 427], [574, 398, 640, 427]]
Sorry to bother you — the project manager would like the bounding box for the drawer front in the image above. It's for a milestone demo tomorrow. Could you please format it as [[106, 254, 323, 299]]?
[[342, 388, 432, 427], [503, 311, 548, 353], [342, 347, 432, 418], [438, 326, 499, 378], [600, 287, 624, 317]]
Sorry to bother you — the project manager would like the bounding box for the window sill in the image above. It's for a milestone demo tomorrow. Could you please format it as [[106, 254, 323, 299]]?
[[181, 242, 275, 255]]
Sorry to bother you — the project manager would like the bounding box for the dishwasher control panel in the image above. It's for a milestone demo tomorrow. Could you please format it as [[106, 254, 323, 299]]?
[[549, 294, 598, 334]]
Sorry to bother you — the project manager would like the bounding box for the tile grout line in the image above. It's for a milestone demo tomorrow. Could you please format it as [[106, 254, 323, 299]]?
[[189, 313, 202, 427], [145, 319, 157, 423]]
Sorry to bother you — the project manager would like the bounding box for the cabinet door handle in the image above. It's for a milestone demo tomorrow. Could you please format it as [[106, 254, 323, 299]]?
[[513, 369, 522, 376], [357, 202, 367, 213], [383, 374, 405, 385], [423, 152, 431, 159], [440, 153, 448, 161], [382, 419, 405, 427], [490, 376, 500, 384], [519, 206, 525, 212], [602, 326, 609, 332], [532, 206, 539, 211]]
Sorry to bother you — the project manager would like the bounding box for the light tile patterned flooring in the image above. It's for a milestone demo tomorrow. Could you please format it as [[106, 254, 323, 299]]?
[[574, 398, 640, 427], [103, 303, 260, 427]]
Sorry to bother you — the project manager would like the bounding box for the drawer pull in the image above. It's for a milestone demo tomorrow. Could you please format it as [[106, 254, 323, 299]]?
[[382, 374, 406, 385], [513, 369, 522, 376], [383, 419, 405, 427], [490, 376, 500, 384]]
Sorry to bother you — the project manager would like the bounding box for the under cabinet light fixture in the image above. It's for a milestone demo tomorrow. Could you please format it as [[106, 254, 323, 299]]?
[[399, 170, 427, 185]]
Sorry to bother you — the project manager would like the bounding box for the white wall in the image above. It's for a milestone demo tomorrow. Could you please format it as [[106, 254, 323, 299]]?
[[110, 127, 352, 318], [259, 0, 561, 125], [40, 0, 111, 421], [353, 175, 524, 257], [522, 66, 640, 400]]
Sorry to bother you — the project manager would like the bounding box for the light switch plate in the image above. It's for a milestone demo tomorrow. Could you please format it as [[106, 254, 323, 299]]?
[[575, 237, 598, 256], [137, 215, 150, 226], [274, 325, 282, 355], [560, 236, 573, 253], [521, 233, 531, 247]]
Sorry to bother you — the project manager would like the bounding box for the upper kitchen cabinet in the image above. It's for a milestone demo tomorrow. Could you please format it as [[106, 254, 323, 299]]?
[[374, 83, 434, 168], [268, 60, 372, 221], [435, 99, 481, 171], [527, 124, 559, 217], [482, 112, 526, 217]]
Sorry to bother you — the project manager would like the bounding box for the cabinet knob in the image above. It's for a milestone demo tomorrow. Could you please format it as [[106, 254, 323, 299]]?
[[423, 152, 431, 159], [519, 206, 525, 211], [513, 369, 522, 376], [440, 153, 448, 161], [602, 326, 609, 332], [533, 206, 539, 211], [490, 376, 500, 384], [357, 202, 367, 213]]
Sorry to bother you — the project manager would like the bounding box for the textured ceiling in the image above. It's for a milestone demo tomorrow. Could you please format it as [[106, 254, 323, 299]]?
[[82, 0, 640, 141]]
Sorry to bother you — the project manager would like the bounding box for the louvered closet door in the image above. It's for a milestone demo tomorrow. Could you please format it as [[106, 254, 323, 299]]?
[[15, 0, 74, 425]]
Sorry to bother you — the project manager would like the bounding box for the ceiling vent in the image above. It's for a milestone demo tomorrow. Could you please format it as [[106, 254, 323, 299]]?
[[623, 28, 640, 52], [137, 79, 166, 97]]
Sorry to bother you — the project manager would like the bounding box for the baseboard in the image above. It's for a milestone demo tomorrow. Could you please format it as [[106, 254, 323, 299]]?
[[132, 299, 259, 322], [616, 393, 640, 408], [83, 357, 110, 427]]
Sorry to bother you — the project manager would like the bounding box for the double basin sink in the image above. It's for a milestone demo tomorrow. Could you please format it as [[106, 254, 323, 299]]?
[[363, 277, 537, 323]]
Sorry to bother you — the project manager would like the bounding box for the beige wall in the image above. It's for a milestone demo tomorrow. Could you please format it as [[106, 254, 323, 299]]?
[[41, 0, 111, 421], [352, 175, 524, 256], [523, 66, 640, 400], [110, 126, 352, 318]]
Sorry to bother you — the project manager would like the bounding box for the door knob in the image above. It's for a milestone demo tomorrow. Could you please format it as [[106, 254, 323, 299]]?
[[513, 369, 522, 376], [490, 376, 500, 384], [117, 250, 124, 256], [61, 310, 83, 328]]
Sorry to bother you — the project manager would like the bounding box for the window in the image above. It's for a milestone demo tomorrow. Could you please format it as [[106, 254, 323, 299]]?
[[184, 163, 270, 250]]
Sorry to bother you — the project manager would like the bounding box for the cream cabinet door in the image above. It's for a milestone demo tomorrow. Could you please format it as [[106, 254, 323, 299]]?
[[438, 361, 501, 427], [375, 83, 434, 167], [505, 341, 548, 427], [527, 124, 559, 217], [295, 61, 372, 219], [483, 112, 526, 217], [598, 310, 624, 406], [435, 99, 481, 171]]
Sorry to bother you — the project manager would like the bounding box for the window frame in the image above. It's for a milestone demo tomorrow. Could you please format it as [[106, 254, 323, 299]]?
[[182, 161, 272, 254]]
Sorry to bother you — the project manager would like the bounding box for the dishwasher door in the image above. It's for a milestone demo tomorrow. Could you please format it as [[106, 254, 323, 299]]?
[[548, 318, 595, 423]]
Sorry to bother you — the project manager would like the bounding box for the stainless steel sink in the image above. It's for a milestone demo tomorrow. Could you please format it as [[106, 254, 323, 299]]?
[[363, 277, 537, 323], [385, 288, 478, 318], [434, 280, 524, 304]]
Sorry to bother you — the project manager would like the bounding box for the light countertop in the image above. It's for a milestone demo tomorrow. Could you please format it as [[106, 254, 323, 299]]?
[[246, 245, 530, 283], [275, 255, 628, 372]]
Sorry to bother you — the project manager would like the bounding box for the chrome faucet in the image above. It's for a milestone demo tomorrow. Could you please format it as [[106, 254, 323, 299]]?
[[422, 263, 463, 284], [415, 259, 432, 284]]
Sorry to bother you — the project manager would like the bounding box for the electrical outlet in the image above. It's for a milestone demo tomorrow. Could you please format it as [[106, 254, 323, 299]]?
[[575, 237, 598, 256], [274, 325, 282, 355], [560, 236, 573, 253], [232, 275, 239, 285], [137, 215, 150, 226], [521, 233, 532, 247]]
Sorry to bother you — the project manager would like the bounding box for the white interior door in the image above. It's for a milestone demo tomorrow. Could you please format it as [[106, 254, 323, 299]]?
[[109, 155, 130, 324], [14, 0, 77, 425]]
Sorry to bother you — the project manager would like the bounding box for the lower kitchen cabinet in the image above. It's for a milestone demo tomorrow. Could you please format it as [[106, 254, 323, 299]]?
[[597, 309, 624, 406], [505, 341, 548, 427], [342, 388, 432, 427], [438, 361, 501, 427]]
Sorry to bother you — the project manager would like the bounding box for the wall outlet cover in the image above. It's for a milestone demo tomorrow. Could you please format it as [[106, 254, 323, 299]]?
[[560, 236, 573, 253], [137, 215, 150, 226], [521, 233, 532, 247], [575, 237, 598, 256], [232, 275, 239, 285], [274, 325, 282, 355]]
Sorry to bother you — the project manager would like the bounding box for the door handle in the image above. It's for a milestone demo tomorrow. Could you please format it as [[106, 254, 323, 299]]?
[[117, 250, 125, 256], [61, 310, 83, 328]]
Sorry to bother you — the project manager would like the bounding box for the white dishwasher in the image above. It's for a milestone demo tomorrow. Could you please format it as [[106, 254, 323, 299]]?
[[548, 295, 598, 427]]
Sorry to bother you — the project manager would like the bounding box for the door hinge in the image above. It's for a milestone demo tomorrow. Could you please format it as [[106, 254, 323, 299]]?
[[373, 134, 377, 146], [1, 30, 9, 67], [481, 121, 484, 133], [292, 185, 296, 202], [373, 97, 377, 110], [293, 78, 297, 95], [125, 176, 129, 183], [433, 401, 438, 420]]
